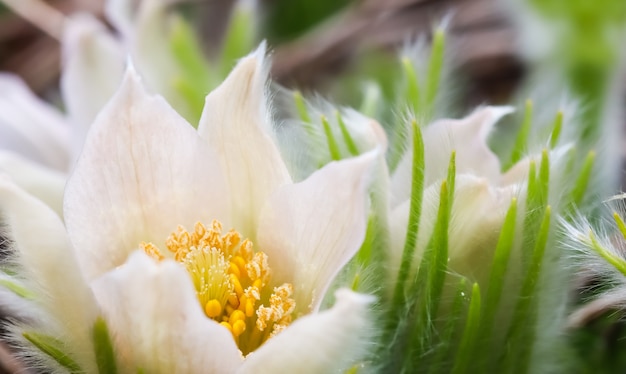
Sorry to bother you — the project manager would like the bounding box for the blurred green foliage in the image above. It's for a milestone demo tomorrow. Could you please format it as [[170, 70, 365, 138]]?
[[261, 0, 355, 42]]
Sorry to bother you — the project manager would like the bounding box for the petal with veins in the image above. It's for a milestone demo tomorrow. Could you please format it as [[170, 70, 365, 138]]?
[[64, 67, 229, 281], [61, 14, 125, 159], [0, 177, 98, 372], [257, 151, 376, 313], [238, 289, 374, 374], [91, 252, 242, 373], [0, 74, 70, 170], [199, 46, 291, 238]]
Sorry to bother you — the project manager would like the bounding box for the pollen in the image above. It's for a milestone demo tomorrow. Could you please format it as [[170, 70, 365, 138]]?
[[140, 220, 296, 355]]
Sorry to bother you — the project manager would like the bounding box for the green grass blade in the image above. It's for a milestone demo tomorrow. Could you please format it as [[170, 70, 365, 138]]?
[[23, 332, 82, 373], [93, 317, 117, 374], [451, 283, 482, 374]]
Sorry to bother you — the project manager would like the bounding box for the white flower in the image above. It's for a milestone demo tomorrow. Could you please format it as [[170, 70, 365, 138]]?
[[0, 0, 192, 217], [0, 47, 376, 373], [388, 107, 527, 284]]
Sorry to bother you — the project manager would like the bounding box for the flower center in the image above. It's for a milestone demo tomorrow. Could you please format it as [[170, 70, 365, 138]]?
[[140, 220, 295, 355]]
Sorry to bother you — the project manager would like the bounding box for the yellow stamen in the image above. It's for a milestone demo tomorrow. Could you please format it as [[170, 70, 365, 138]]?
[[205, 299, 222, 318], [140, 220, 296, 355]]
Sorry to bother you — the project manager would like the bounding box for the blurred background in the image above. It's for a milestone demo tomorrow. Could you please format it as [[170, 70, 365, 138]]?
[[0, 0, 523, 109]]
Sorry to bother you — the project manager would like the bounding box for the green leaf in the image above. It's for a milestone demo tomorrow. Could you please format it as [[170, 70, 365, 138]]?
[[93, 317, 117, 374], [382, 121, 424, 372], [0, 278, 34, 299], [570, 150, 596, 206], [321, 115, 342, 161], [358, 82, 382, 117], [425, 176, 451, 319], [425, 28, 446, 118], [402, 57, 421, 115], [446, 151, 456, 210], [391, 121, 425, 307], [406, 180, 450, 367], [501, 206, 552, 373], [478, 198, 518, 346], [336, 111, 360, 156], [588, 230, 626, 277], [428, 278, 468, 374], [356, 214, 376, 265], [549, 111, 564, 149], [220, 4, 255, 77], [293, 90, 312, 123], [522, 151, 549, 266], [23, 332, 82, 373], [507, 100, 533, 169], [613, 212, 626, 241], [451, 283, 482, 374], [169, 16, 212, 124]]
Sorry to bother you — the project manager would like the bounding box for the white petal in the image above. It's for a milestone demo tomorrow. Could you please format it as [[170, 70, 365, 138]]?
[[199, 46, 292, 238], [64, 67, 229, 281], [0, 151, 65, 216], [390, 106, 513, 207], [61, 14, 125, 158], [238, 289, 374, 374], [0, 177, 98, 372], [91, 252, 242, 373], [446, 175, 520, 283], [257, 151, 376, 312], [388, 175, 520, 286], [0, 74, 71, 170]]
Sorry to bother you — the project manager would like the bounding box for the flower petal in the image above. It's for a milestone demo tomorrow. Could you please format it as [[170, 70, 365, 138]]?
[[389, 175, 520, 286], [0, 74, 70, 170], [198, 46, 292, 238], [0, 177, 98, 372], [238, 289, 374, 374], [64, 66, 229, 281], [91, 252, 242, 373], [61, 14, 125, 158], [0, 151, 65, 216], [257, 151, 376, 312], [390, 106, 513, 207]]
